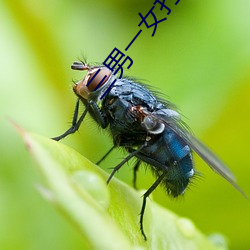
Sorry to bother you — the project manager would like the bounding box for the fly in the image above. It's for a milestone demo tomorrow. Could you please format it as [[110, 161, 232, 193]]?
[[52, 60, 247, 240]]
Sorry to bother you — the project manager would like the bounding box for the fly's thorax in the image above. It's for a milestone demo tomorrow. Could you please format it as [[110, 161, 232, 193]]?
[[142, 116, 165, 134], [72, 61, 116, 101], [141, 109, 181, 135]]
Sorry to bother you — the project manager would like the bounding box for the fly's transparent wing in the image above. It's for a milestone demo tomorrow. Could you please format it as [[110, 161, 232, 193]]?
[[185, 133, 236, 180], [170, 122, 247, 198], [149, 110, 247, 198]]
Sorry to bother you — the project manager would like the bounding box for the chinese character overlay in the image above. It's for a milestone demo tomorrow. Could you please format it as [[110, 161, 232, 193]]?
[[125, 30, 142, 51], [103, 47, 133, 79]]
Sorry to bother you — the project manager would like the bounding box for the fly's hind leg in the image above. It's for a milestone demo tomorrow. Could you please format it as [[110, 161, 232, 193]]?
[[140, 172, 166, 240]]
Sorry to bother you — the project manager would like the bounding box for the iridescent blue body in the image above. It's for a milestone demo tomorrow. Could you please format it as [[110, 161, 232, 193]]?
[[53, 61, 245, 240], [100, 78, 194, 197]]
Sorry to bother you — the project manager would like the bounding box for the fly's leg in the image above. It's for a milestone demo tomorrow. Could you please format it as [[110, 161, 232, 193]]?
[[96, 145, 116, 165], [140, 172, 166, 240], [52, 99, 108, 141], [52, 99, 88, 141], [107, 143, 146, 184], [88, 100, 107, 129], [133, 160, 141, 189]]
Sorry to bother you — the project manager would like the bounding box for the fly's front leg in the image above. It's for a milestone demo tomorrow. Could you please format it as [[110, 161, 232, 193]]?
[[52, 99, 108, 141], [52, 99, 89, 141], [88, 100, 107, 129]]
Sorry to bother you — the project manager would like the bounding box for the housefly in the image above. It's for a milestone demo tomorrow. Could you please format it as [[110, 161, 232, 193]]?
[[52, 61, 246, 240]]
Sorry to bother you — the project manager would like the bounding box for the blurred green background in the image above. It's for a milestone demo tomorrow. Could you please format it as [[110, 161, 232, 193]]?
[[0, 0, 250, 249]]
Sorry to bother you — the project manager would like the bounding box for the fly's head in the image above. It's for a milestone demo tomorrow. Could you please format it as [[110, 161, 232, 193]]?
[[71, 61, 112, 100]]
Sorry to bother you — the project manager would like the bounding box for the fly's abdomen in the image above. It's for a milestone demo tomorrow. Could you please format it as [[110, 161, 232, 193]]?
[[137, 128, 194, 197], [163, 129, 194, 196], [164, 153, 193, 197]]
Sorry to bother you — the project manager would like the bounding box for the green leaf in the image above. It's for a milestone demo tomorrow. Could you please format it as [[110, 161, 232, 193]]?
[[19, 128, 226, 250]]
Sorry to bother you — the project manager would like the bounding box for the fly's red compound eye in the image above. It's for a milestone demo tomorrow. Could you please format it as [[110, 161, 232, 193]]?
[[72, 61, 111, 99], [86, 67, 111, 92]]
